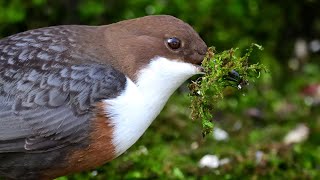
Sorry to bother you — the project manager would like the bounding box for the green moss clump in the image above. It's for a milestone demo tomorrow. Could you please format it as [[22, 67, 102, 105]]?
[[189, 44, 267, 137]]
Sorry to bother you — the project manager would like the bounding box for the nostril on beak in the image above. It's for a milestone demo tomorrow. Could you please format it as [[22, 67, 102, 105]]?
[[196, 48, 207, 56], [191, 46, 207, 65]]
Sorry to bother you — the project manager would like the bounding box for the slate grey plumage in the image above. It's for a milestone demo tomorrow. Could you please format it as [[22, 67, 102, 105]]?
[[0, 26, 127, 179]]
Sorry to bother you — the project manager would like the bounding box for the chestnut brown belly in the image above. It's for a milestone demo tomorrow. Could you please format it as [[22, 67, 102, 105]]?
[[0, 103, 116, 180], [42, 109, 116, 179]]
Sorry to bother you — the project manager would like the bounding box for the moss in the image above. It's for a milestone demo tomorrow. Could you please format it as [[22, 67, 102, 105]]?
[[189, 44, 267, 136]]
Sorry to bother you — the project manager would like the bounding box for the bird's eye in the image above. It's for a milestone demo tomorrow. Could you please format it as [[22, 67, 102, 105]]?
[[166, 37, 181, 50]]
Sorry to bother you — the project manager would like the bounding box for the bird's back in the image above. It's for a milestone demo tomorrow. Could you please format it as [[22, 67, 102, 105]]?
[[0, 25, 127, 179]]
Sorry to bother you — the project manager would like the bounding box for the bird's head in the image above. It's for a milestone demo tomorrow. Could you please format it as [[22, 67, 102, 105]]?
[[103, 15, 207, 83]]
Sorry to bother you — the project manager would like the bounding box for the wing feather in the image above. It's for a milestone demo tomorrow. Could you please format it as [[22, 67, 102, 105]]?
[[0, 26, 127, 152]]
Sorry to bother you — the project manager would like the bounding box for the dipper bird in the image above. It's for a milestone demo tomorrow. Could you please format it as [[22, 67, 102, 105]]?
[[0, 15, 207, 180]]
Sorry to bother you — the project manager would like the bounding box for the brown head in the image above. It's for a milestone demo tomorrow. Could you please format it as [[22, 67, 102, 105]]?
[[101, 15, 207, 80]]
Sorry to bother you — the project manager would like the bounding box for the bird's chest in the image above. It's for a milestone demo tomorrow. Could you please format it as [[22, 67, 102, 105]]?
[[103, 78, 170, 157]]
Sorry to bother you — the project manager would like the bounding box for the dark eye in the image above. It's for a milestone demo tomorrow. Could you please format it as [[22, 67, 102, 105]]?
[[166, 37, 181, 50]]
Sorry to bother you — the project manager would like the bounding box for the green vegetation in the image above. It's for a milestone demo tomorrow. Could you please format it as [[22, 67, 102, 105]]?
[[189, 44, 267, 136], [1, 0, 319, 179]]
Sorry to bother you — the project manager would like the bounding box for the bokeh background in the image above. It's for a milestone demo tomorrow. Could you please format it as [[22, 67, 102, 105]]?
[[1, 0, 319, 179]]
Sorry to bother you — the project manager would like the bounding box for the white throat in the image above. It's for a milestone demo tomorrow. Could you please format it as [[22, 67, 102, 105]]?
[[104, 56, 200, 156]]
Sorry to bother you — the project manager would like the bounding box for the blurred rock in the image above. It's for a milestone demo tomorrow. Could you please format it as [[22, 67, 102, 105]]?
[[232, 121, 242, 131], [255, 150, 264, 164], [274, 100, 297, 118], [290, 38, 309, 71], [288, 58, 299, 71], [199, 155, 219, 168], [136, 145, 148, 155], [91, 170, 98, 176], [219, 158, 231, 166], [309, 39, 320, 53], [246, 107, 263, 120], [283, 124, 309, 145], [294, 38, 308, 60], [213, 127, 229, 141], [190, 141, 199, 150], [199, 155, 230, 169]]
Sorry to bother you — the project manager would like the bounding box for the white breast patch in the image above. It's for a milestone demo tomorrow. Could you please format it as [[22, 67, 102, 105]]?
[[103, 56, 200, 156]]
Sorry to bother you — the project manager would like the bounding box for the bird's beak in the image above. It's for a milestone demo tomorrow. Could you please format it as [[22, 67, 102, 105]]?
[[225, 70, 240, 82], [195, 65, 206, 74], [224, 69, 248, 89]]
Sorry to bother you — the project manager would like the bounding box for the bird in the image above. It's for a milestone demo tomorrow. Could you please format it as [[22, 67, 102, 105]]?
[[0, 15, 207, 180]]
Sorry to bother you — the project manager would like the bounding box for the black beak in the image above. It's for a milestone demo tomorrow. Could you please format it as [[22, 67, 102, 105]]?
[[226, 70, 240, 82], [195, 65, 205, 74], [224, 69, 247, 89]]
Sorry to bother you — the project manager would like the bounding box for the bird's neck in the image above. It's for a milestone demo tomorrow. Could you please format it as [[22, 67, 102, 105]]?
[[103, 57, 199, 156]]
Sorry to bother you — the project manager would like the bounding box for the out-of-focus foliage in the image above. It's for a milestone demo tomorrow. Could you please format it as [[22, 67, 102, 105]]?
[[0, 0, 319, 179]]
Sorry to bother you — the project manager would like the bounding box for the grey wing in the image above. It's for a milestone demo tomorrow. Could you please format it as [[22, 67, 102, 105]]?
[[0, 26, 127, 153]]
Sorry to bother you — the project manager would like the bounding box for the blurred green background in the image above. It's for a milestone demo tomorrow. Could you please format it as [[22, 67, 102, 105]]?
[[1, 0, 319, 179]]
